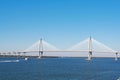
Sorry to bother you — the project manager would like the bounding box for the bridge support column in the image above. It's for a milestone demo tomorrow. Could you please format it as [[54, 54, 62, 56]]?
[[38, 51, 43, 58], [88, 51, 92, 60], [38, 38, 43, 59], [17, 52, 20, 58], [88, 36, 92, 61], [115, 52, 118, 61], [23, 52, 26, 57]]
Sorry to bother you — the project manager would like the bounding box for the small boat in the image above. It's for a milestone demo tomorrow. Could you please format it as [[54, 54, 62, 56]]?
[[25, 57, 28, 60]]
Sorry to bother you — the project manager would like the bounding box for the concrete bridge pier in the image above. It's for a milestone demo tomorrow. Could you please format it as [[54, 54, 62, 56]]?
[[115, 52, 118, 61], [38, 38, 43, 59], [88, 36, 92, 61], [88, 51, 92, 60]]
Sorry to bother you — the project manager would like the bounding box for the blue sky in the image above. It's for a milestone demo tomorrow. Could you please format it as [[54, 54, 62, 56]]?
[[0, 0, 120, 52]]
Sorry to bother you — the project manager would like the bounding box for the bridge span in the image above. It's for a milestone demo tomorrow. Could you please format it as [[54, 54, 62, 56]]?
[[0, 37, 119, 61]]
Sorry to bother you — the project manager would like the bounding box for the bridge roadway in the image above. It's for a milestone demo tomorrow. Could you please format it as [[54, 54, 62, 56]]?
[[0, 50, 119, 61], [19, 50, 118, 54]]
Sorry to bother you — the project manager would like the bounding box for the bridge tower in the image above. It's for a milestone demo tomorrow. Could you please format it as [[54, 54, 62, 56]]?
[[88, 36, 92, 60], [115, 52, 118, 61], [38, 38, 43, 58]]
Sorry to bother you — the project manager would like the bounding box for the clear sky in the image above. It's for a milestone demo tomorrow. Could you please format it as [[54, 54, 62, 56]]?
[[0, 0, 120, 52]]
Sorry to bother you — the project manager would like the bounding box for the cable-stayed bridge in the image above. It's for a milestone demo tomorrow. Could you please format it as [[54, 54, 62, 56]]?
[[19, 37, 119, 60], [18, 37, 119, 61]]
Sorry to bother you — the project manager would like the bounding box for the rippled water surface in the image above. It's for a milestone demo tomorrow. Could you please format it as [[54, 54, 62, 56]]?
[[0, 57, 120, 80]]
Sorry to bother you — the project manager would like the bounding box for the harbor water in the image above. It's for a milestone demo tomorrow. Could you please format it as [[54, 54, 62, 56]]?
[[0, 57, 120, 80]]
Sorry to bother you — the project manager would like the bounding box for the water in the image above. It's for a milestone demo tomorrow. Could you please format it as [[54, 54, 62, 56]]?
[[0, 57, 120, 80]]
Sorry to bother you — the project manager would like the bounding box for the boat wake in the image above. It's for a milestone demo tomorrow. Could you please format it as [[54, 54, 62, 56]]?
[[0, 60, 19, 63]]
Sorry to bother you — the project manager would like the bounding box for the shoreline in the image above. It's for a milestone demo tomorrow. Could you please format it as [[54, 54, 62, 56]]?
[[0, 55, 118, 58]]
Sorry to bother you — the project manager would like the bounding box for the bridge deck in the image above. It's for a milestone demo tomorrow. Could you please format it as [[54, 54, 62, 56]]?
[[20, 50, 118, 53]]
